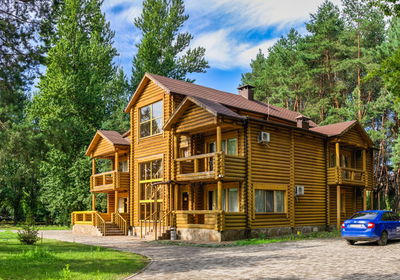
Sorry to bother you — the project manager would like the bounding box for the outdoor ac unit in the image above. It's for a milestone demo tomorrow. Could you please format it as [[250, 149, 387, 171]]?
[[295, 185, 305, 196], [258, 131, 270, 144]]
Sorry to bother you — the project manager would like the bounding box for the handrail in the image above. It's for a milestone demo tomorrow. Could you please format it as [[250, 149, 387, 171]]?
[[94, 212, 106, 236], [71, 211, 96, 225], [340, 167, 364, 172], [114, 212, 128, 235], [91, 170, 116, 177], [175, 152, 218, 161]]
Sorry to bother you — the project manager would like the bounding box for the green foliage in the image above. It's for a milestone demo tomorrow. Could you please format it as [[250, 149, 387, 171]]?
[[365, 0, 400, 16], [130, 0, 209, 89], [28, 0, 124, 224], [17, 224, 39, 245]]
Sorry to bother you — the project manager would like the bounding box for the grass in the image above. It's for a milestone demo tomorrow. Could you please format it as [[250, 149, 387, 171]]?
[[155, 230, 341, 248], [0, 231, 148, 280], [0, 224, 70, 230]]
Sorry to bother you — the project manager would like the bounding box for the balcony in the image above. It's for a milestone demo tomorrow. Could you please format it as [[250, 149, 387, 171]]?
[[327, 167, 365, 186], [174, 152, 246, 182], [90, 171, 129, 192]]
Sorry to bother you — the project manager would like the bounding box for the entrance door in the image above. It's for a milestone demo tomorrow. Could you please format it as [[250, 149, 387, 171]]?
[[118, 197, 127, 213], [208, 190, 215, 210], [182, 192, 189, 210]]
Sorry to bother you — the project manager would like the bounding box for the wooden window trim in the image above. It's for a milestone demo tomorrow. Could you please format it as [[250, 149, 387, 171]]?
[[138, 100, 163, 139], [254, 184, 288, 214]]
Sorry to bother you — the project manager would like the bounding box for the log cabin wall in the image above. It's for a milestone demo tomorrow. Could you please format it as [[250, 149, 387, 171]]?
[[129, 80, 176, 226], [293, 132, 326, 227], [93, 138, 114, 157]]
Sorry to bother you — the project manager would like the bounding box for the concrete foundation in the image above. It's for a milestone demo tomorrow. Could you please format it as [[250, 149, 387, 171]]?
[[72, 224, 102, 236]]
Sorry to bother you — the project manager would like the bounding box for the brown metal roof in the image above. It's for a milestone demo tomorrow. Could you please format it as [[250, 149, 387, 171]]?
[[309, 120, 357, 137], [98, 130, 130, 146], [126, 73, 318, 127]]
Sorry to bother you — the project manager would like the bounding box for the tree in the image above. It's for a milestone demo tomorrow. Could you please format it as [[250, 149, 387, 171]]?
[[130, 0, 209, 90], [365, 0, 400, 16], [29, 0, 119, 224], [0, 0, 57, 124]]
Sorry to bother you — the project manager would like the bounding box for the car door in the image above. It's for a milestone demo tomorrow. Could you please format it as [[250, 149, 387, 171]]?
[[392, 212, 400, 238], [381, 212, 395, 238]]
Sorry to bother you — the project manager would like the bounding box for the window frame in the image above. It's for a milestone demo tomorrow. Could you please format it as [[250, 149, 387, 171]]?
[[254, 184, 288, 214], [139, 100, 163, 139]]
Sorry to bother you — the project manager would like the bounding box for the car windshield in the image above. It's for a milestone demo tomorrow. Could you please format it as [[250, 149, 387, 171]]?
[[350, 212, 378, 220]]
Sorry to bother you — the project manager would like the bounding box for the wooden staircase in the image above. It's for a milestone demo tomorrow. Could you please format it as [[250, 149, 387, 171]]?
[[94, 212, 128, 236], [99, 222, 125, 236]]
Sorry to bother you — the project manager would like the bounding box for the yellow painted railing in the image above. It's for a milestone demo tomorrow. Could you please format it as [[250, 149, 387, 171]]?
[[71, 211, 96, 225]]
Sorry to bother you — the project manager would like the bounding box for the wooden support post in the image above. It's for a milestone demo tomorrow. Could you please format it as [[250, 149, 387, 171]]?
[[115, 150, 119, 172], [335, 142, 340, 167], [363, 189, 367, 210], [217, 180, 223, 211], [92, 193, 96, 211], [362, 149, 367, 172], [216, 125, 222, 153], [92, 158, 96, 175], [194, 158, 199, 173], [336, 185, 341, 229], [370, 191, 374, 210], [115, 190, 119, 213], [174, 184, 179, 210]]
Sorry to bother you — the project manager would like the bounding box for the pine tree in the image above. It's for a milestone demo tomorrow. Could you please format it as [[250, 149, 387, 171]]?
[[130, 0, 209, 90], [29, 0, 118, 224]]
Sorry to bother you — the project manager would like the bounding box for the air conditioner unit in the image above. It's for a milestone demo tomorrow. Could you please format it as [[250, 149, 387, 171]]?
[[295, 185, 305, 196], [258, 131, 270, 144]]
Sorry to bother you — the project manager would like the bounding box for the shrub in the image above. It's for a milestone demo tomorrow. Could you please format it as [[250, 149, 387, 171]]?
[[17, 224, 39, 245]]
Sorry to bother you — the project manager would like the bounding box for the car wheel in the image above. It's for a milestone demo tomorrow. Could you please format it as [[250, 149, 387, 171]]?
[[346, 240, 356, 245], [377, 231, 388, 246]]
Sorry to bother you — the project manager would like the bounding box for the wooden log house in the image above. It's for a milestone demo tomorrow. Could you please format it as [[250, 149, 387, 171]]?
[[71, 73, 375, 241]]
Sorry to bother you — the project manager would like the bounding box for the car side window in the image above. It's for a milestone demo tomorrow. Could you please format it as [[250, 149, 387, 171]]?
[[392, 213, 400, 221], [381, 213, 392, 221]]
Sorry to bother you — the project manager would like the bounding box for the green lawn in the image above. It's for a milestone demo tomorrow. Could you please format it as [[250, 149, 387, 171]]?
[[0, 224, 70, 231], [0, 231, 148, 280], [155, 230, 341, 247]]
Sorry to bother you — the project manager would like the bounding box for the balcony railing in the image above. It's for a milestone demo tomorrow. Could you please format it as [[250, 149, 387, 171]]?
[[327, 167, 365, 186], [174, 152, 246, 181], [90, 171, 129, 192]]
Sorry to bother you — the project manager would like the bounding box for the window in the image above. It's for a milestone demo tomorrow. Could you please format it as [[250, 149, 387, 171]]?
[[140, 159, 162, 181], [140, 101, 163, 138], [222, 188, 239, 212], [350, 212, 378, 220], [119, 161, 128, 172], [222, 138, 237, 155], [139, 159, 163, 220], [255, 189, 285, 213]]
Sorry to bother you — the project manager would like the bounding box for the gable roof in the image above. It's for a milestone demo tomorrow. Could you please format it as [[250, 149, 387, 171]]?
[[85, 130, 130, 156], [310, 120, 373, 147], [310, 120, 357, 137], [164, 96, 244, 130], [125, 73, 318, 127]]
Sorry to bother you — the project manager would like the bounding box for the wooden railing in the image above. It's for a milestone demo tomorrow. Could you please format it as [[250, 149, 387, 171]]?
[[94, 212, 106, 235], [327, 167, 365, 186], [90, 171, 129, 192], [71, 211, 96, 225], [174, 152, 245, 181], [113, 212, 128, 235], [174, 210, 224, 231]]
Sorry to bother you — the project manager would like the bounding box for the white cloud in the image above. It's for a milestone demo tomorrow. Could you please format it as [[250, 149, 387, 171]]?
[[191, 29, 277, 69], [102, 0, 344, 74]]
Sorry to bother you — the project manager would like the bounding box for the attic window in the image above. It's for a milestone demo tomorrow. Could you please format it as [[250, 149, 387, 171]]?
[[140, 101, 163, 138]]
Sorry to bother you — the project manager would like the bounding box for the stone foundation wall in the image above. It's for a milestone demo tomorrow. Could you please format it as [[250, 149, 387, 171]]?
[[72, 224, 102, 236]]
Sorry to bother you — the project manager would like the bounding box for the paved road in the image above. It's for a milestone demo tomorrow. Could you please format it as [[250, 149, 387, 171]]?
[[41, 230, 400, 280]]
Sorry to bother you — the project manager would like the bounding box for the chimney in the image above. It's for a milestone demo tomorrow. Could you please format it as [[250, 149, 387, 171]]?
[[295, 115, 311, 130], [238, 84, 255, 100]]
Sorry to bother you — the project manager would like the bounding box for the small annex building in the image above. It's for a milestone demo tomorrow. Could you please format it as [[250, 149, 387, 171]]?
[[71, 73, 375, 241]]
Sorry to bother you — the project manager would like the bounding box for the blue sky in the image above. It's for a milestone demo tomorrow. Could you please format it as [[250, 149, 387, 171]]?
[[102, 0, 341, 93]]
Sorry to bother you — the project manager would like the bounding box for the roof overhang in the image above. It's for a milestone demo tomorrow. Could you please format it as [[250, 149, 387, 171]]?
[[85, 130, 130, 157]]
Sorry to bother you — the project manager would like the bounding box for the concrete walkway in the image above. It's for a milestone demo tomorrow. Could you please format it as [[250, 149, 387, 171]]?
[[41, 230, 400, 280]]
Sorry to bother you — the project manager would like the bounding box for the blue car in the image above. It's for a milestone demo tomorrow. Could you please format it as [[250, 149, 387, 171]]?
[[341, 210, 400, 246]]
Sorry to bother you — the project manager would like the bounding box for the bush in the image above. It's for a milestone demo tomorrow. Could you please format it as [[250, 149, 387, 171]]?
[[17, 224, 39, 245]]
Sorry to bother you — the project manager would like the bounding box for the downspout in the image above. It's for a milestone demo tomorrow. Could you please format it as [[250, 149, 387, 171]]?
[[244, 117, 251, 238]]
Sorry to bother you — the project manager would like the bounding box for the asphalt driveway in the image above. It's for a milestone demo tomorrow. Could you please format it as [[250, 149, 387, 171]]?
[[41, 230, 400, 280]]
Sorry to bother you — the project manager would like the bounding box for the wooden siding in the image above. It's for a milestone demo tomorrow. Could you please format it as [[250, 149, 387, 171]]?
[[341, 126, 366, 147], [294, 132, 326, 226], [175, 103, 216, 133], [130, 80, 175, 226], [93, 138, 114, 157]]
